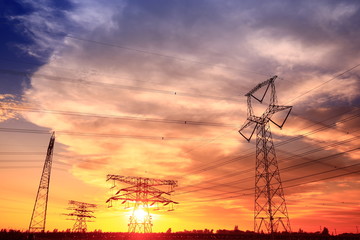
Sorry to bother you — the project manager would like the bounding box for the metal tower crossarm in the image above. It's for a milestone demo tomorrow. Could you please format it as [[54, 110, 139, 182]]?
[[239, 76, 292, 142], [107, 192, 179, 204], [106, 175, 178, 205], [106, 175, 178, 187], [106, 174, 178, 233]]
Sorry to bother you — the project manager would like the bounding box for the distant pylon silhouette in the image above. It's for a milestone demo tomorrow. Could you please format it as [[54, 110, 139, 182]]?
[[29, 132, 55, 232], [239, 76, 292, 233], [64, 200, 96, 232], [106, 175, 178, 233]]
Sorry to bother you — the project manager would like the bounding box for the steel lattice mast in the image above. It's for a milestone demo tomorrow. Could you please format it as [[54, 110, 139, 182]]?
[[29, 132, 55, 232], [239, 76, 292, 233], [106, 175, 178, 233], [64, 200, 97, 232]]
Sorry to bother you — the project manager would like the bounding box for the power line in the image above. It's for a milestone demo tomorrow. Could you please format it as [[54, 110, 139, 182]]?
[[287, 63, 360, 104], [4, 25, 272, 77], [0, 57, 184, 86], [0, 166, 67, 171], [0, 127, 240, 142], [2, 66, 359, 182], [0, 64, 360, 137], [1, 107, 358, 179], [178, 147, 360, 195], [0, 152, 44, 155], [182, 106, 359, 173], [277, 134, 360, 163], [180, 130, 360, 189], [187, 162, 360, 203], [0, 106, 346, 196], [177, 111, 360, 188], [3, 73, 355, 177], [0, 68, 241, 102], [65, 35, 270, 77], [21, 65, 356, 176], [0, 160, 70, 166], [182, 110, 360, 176], [179, 134, 354, 193], [1, 106, 237, 128], [181, 127, 240, 154]]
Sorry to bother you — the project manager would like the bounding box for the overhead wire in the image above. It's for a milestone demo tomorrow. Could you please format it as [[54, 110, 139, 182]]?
[[0, 56, 253, 99], [1, 106, 234, 127], [1, 62, 358, 163], [177, 147, 360, 195], [65, 34, 271, 77], [277, 134, 360, 163], [186, 162, 360, 203], [0, 57, 189, 86], [0, 118, 358, 199], [0, 68, 241, 102], [188, 121, 360, 180], [2, 27, 360, 212], [1, 106, 237, 128], [182, 63, 360, 174], [2, 44, 360, 197], [181, 109, 360, 176], [181, 97, 359, 170], [2, 87, 358, 189], [0, 159, 70, 166], [0, 152, 44, 155], [0, 127, 242, 142], [1, 104, 357, 177], [0, 85, 358, 194], [1, 22, 273, 77], [176, 110, 360, 192], [178, 143, 359, 193], [0, 166, 67, 171], [286, 63, 360, 104]]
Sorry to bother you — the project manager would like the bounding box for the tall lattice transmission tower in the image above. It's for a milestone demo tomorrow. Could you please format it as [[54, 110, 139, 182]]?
[[239, 76, 292, 233], [29, 132, 55, 232], [106, 175, 178, 233], [64, 200, 97, 232]]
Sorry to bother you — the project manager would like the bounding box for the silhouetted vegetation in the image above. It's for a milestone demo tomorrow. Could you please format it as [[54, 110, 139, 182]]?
[[1, 229, 359, 240]]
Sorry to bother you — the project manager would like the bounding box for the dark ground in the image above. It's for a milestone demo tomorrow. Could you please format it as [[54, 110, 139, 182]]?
[[1, 232, 360, 240]]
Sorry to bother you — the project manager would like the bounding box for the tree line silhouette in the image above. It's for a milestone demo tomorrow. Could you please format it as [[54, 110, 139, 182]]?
[[1, 228, 359, 240]]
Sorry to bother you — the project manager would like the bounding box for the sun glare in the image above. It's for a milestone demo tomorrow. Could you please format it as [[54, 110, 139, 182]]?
[[134, 209, 148, 221]]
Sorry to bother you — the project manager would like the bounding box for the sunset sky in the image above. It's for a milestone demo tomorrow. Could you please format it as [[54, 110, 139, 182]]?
[[1, 0, 359, 234]]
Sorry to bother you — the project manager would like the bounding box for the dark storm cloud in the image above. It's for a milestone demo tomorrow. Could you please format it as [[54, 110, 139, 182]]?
[[0, 0, 77, 94], [95, 0, 360, 104], [238, 0, 360, 67]]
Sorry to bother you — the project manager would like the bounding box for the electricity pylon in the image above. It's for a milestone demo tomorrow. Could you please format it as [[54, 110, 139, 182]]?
[[106, 175, 178, 233], [29, 132, 55, 232], [64, 200, 97, 232], [239, 76, 292, 233]]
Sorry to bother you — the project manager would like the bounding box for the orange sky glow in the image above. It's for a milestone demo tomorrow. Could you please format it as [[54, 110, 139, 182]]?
[[0, 0, 359, 235]]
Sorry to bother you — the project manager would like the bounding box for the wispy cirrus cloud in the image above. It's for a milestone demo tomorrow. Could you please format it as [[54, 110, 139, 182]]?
[[0, 94, 21, 122]]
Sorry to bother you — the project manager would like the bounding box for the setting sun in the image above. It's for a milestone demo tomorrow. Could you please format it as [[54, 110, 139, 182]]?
[[133, 209, 149, 222]]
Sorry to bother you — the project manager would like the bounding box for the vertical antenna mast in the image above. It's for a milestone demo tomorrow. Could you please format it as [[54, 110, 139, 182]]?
[[29, 132, 55, 232], [239, 76, 292, 233]]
